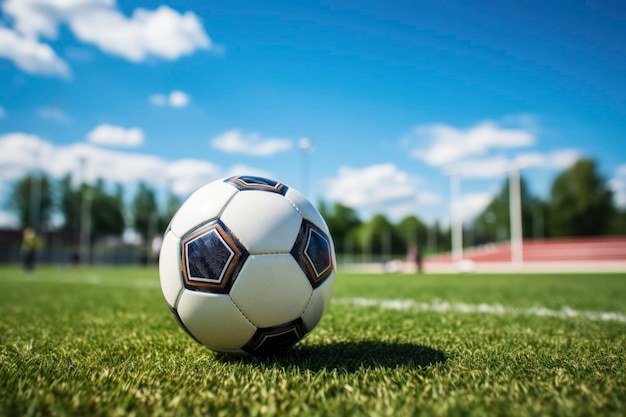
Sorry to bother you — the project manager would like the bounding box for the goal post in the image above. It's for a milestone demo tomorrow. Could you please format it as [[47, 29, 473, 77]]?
[[449, 168, 524, 267]]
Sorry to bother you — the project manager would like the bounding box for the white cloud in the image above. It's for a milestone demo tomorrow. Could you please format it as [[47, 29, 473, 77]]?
[[169, 90, 189, 108], [452, 192, 492, 224], [165, 162, 275, 196], [149, 94, 167, 106], [611, 164, 626, 208], [211, 129, 293, 157], [1, 0, 213, 75], [87, 124, 144, 147], [325, 163, 440, 220], [407, 120, 535, 167], [0, 132, 280, 217], [0, 132, 56, 181], [327, 164, 418, 207], [2, 0, 103, 39], [0, 26, 70, 77], [149, 90, 190, 108], [166, 159, 221, 196], [64, 46, 95, 62], [447, 149, 581, 179], [0, 133, 282, 227], [610, 178, 626, 208], [70, 5, 211, 62], [38, 105, 71, 123], [417, 190, 441, 206], [50, 141, 164, 185], [546, 149, 580, 168], [0, 210, 16, 228]]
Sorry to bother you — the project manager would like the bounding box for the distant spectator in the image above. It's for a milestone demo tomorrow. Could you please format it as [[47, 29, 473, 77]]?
[[70, 248, 81, 270], [416, 244, 423, 273], [406, 243, 423, 273], [21, 228, 43, 273]]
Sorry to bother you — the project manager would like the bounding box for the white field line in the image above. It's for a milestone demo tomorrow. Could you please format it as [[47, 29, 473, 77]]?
[[2, 275, 624, 323], [1, 274, 160, 288], [333, 297, 626, 323]]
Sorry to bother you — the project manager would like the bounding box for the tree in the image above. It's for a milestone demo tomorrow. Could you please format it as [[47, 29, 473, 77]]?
[[90, 180, 125, 238], [396, 215, 427, 253], [434, 221, 451, 253], [7, 173, 54, 230], [59, 174, 81, 232], [59, 176, 125, 238], [160, 193, 181, 232], [548, 158, 614, 236], [609, 208, 626, 235], [132, 182, 159, 241], [356, 214, 403, 259], [473, 175, 538, 243], [318, 201, 362, 254]]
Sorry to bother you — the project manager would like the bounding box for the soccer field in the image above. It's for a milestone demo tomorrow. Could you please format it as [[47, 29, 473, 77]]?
[[1, 266, 624, 416]]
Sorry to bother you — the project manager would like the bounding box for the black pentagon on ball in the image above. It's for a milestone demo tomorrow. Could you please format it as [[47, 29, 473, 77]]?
[[180, 220, 249, 294], [242, 319, 307, 355], [224, 175, 288, 195], [291, 220, 333, 289]]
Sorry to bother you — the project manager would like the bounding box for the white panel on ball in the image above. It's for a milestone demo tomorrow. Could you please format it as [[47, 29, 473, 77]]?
[[285, 187, 331, 235], [169, 180, 238, 238], [177, 290, 256, 352], [221, 191, 302, 253], [230, 254, 313, 328], [159, 231, 183, 308], [301, 272, 335, 331]]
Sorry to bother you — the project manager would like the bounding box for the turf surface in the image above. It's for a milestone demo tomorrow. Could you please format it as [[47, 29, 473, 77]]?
[[1, 266, 624, 416]]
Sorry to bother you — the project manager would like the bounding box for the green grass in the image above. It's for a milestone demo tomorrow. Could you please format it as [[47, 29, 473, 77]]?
[[1, 266, 625, 416]]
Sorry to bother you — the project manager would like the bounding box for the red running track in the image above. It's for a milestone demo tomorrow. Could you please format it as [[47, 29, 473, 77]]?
[[427, 236, 626, 263]]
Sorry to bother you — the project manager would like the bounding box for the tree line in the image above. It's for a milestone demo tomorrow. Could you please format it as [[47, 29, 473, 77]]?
[[6, 173, 180, 244], [5, 158, 626, 258]]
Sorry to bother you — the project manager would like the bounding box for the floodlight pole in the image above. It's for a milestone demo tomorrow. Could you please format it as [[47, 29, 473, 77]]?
[[79, 157, 92, 265], [382, 228, 391, 262], [30, 172, 41, 230], [298, 137, 313, 197], [450, 173, 463, 262], [508, 168, 523, 267], [30, 149, 42, 231]]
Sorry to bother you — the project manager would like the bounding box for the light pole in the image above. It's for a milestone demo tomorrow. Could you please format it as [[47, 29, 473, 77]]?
[[450, 173, 463, 262], [298, 137, 313, 197], [30, 173, 41, 230], [79, 157, 92, 265], [30, 148, 43, 231], [508, 168, 523, 267], [533, 204, 544, 240], [427, 223, 437, 254], [382, 227, 391, 262]]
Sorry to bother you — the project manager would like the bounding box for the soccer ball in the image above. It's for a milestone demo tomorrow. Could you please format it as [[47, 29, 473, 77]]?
[[159, 175, 336, 355]]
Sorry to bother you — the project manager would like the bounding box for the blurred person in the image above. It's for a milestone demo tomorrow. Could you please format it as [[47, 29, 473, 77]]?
[[69, 247, 81, 270], [416, 244, 423, 273], [406, 243, 423, 273], [21, 227, 43, 273]]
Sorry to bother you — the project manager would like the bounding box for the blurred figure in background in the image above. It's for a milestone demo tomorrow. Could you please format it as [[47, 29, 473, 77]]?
[[405, 243, 423, 273], [21, 227, 43, 273], [69, 247, 81, 270]]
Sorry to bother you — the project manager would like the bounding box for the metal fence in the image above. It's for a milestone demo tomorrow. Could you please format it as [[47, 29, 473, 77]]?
[[0, 228, 153, 266]]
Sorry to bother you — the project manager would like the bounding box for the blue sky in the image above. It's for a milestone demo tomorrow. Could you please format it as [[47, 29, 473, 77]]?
[[1, 0, 625, 228]]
